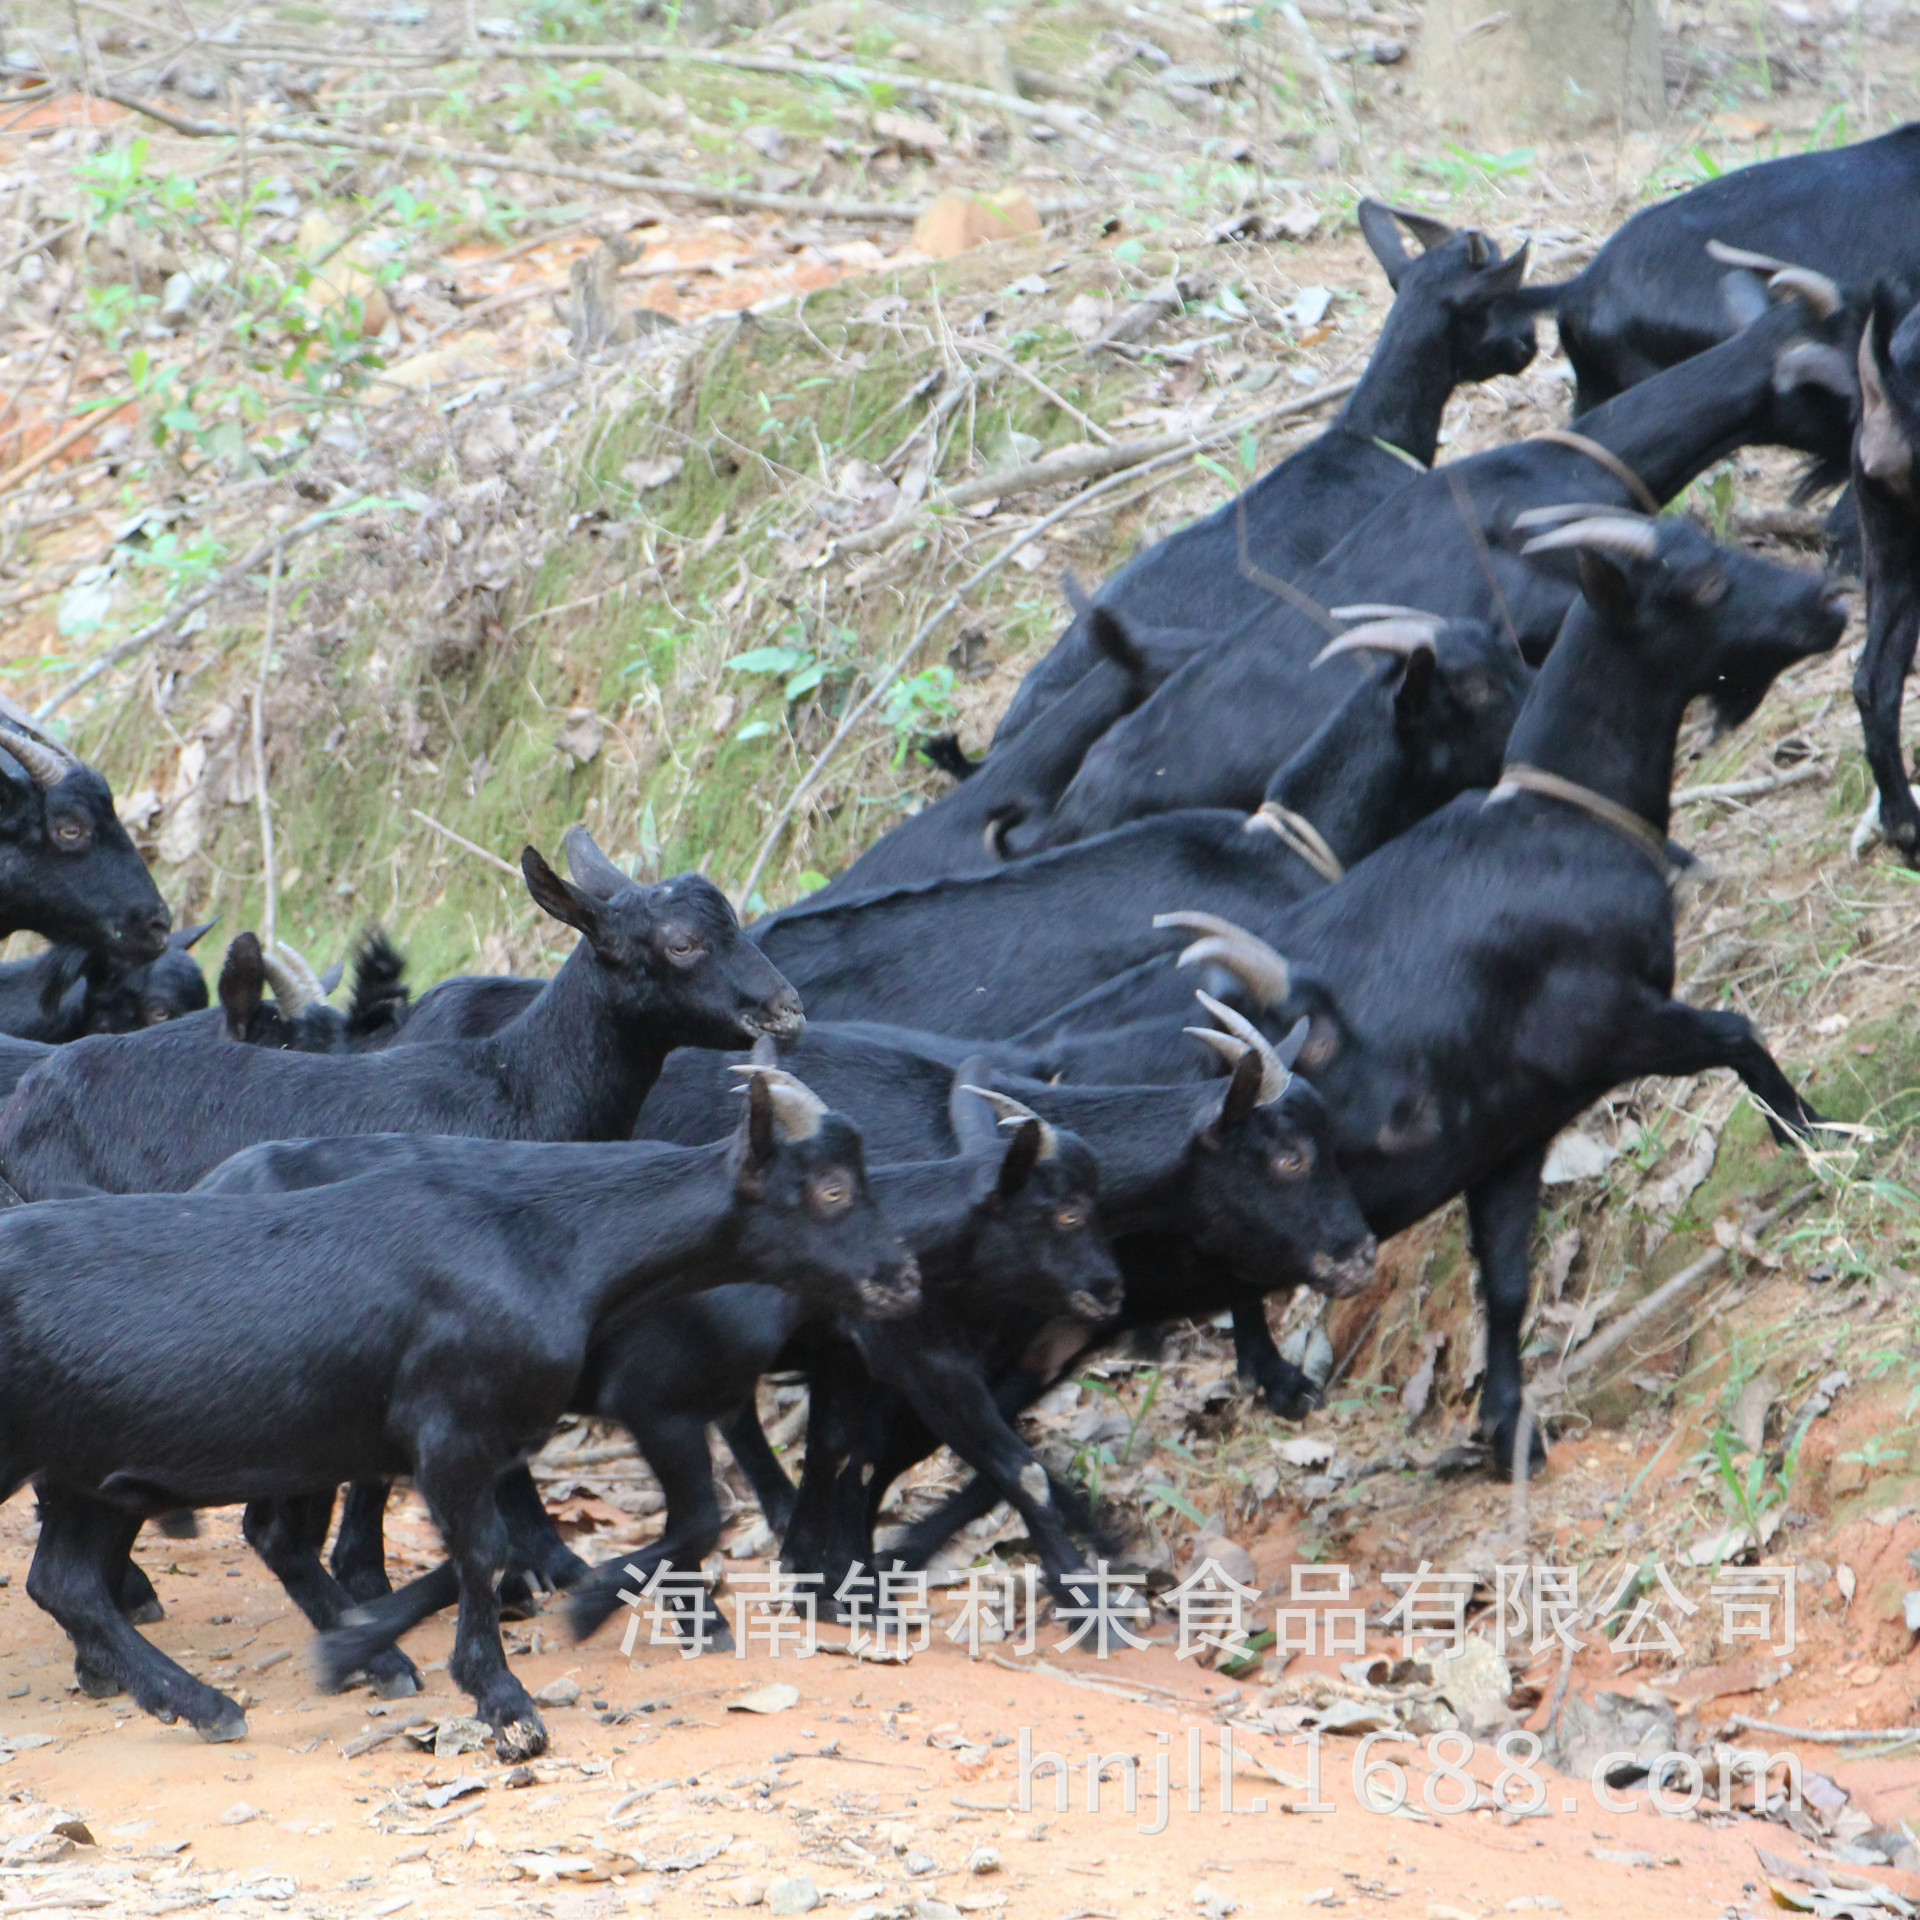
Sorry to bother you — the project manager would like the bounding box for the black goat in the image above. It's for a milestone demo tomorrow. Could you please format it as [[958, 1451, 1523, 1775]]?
[[1022, 275, 1855, 846], [755, 613, 1531, 1037], [2, 1070, 915, 1754], [993, 203, 1537, 746], [0, 695, 171, 962], [217, 929, 408, 1051], [0, 830, 803, 1198], [0, 919, 213, 1042], [1513, 124, 1920, 420], [1849, 288, 1920, 860], [799, 608, 1213, 901]]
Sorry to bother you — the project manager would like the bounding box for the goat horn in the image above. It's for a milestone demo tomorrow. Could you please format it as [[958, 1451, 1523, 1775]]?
[[1329, 602, 1434, 621], [1521, 516, 1663, 563], [1706, 238, 1794, 275], [263, 941, 327, 1013], [1154, 911, 1292, 1008], [1312, 618, 1441, 668], [727, 1064, 828, 1142], [1510, 502, 1649, 531], [1775, 339, 1857, 398], [956, 1085, 1059, 1161], [1190, 990, 1290, 1104], [1184, 1024, 1255, 1075], [0, 693, 76, 787], [1768, 265, 1842, 319]]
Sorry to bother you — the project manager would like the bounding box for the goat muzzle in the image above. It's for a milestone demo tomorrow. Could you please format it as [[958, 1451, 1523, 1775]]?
[[861, 1253, 922, 1320], [1311, 1236, 1378, 1300]]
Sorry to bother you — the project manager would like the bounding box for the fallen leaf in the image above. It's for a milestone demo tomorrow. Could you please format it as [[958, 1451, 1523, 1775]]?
[[730, 1683, 800, 1715]]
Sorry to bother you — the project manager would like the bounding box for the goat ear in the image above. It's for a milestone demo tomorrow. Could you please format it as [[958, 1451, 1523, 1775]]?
[[996, 1117, 1043, 1202], [1087, 606, 1148, 690], [1357, 199, 1412, 288], [1212, 1048, 1265, 1134], [734, 1072, 776, 1199], [1574, 548, 1636, 628], [218, 933, 265, 1041], [1477, 240, 1529, 296], [521, 845, 603, 943], [1860, 315, 1917, 489], [1390, 644, 1438, 727]]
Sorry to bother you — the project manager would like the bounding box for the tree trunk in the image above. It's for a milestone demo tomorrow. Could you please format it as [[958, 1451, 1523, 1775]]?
[[1418, 0, 1664, 146]]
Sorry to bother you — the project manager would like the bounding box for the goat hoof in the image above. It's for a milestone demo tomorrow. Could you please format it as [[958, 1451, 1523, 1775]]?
[[74, 1659, 121, 1699], [122, 1598, 165, 1627], [370, 1666, 421, 1700], [199, 1711, 249, 1744], [493, 1714, 548, 1763]]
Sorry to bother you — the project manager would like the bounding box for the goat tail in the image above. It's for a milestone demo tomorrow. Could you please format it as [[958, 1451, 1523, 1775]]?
[[346, 929, 411, 1043], [918, 733, 980, 782]]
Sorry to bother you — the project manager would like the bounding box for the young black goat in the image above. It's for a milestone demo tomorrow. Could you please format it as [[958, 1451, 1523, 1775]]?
[[0, 695, 171, 962], [0, 830, 803, 1198], [754, 614, 1531, 1037], [1848, 288, 1920, 861], [1, 1070, 915, 1754], [1022, 276, 1854, 847], [992, 204, 1536, 746], [0, 919, 213, 1042]]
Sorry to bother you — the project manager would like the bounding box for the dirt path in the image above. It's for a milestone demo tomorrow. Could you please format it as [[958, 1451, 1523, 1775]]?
[[0, 1494, 1907, 1919]]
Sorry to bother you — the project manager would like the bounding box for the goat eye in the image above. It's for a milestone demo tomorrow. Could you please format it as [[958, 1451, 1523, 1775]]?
[[1053, 1204, 1087, 1232], [1691, 570, 1729, 607], [51, 820, 88, 849], [1271, 1145, 1313, 1180], [145, 1006, 169, 1025]]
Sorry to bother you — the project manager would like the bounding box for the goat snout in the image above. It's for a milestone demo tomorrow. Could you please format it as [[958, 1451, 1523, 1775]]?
[[748, 989, 806, 1042], [1310, 1234, 1377, 1300], [1067, 1284, 1121, 1324], [860, 1252, 921, 1319], [123, 903, 174, 961]]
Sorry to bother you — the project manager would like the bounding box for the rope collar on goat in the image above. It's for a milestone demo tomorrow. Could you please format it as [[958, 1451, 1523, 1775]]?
[[1528, 429, 1662, 516], [1487, 764, 1672, 870], [1245, 801, 1344, 882]]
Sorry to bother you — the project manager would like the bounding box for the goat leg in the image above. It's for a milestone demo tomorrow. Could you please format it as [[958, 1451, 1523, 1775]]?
[[1230, 1302, 1321, 1419], [1853, 496, 1920, 859], [330, 1480, 395, 1604], [779, 1343, 866, 1583], [716, 1406, 797, 1536], [115, 1551, 164, 1625], [567, 1412, 728, 1648], [492, 1464, 588, 1617], [1467, 1148, 1550, 1480], [241, 1496, 422, 1699], [29, 1488, 246, 1741], [1618, 998, 1826, 1143]]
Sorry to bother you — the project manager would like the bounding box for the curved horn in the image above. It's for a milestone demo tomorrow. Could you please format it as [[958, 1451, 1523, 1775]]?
[[1189, 990, 1289, 1104], [1511, 502, 1649, 531], [1768, 265, 1841, 319], [1521, 516, 1663, 563], [1312, 618, 1441, 668], [1775, 339, 1857, 398], [0, 693, 76, 786], [263, 941, 326, 1014], [1329, 602, 1435, 621], [727, 1064, 827, 1142], [1465, 230, 1490, 268], [1155, 911, 1292, 1008], [956, 1085, 1059, 1162], [1706, 237, 1794, 275]]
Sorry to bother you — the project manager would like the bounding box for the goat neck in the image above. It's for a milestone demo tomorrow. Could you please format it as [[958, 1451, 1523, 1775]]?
[[1262, 668, 1426, 865], [1581, 297, 1843, 504], [486, 941, 682, 1139], [1331, 290, 1457, 471]]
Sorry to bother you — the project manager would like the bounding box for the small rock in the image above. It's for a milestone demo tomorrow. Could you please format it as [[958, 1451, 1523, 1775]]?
[[730, 1683, 799, 1716], [966, 1844, 1002, 1874], [1194, 1885, 1239, 1918], [904, 1850, 937, 1875], [433, 1716, 491, 1758], [913, 1902, 961, 1920], [458, 405, 519, 475], [220, 1802, 259, 1826], [1186, 1534, 1257, 1590], [51, 1820, 94, 1846], [911, 188, 1042, 260], [533, 1678, 582, 1708], [742, 125, 787, 162], [767, 1877, 819, 1916], [720, 1875, 768, 1907], [1505, 1899, 1565, 1913], [621, 455, 684, 492]]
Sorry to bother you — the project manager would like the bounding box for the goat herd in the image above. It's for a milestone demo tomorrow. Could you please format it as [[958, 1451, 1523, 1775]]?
[[0, 127, 1914, 1766]]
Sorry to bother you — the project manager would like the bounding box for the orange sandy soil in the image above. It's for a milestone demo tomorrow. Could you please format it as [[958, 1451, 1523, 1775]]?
[[0, 1486, 1907, 1919]]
